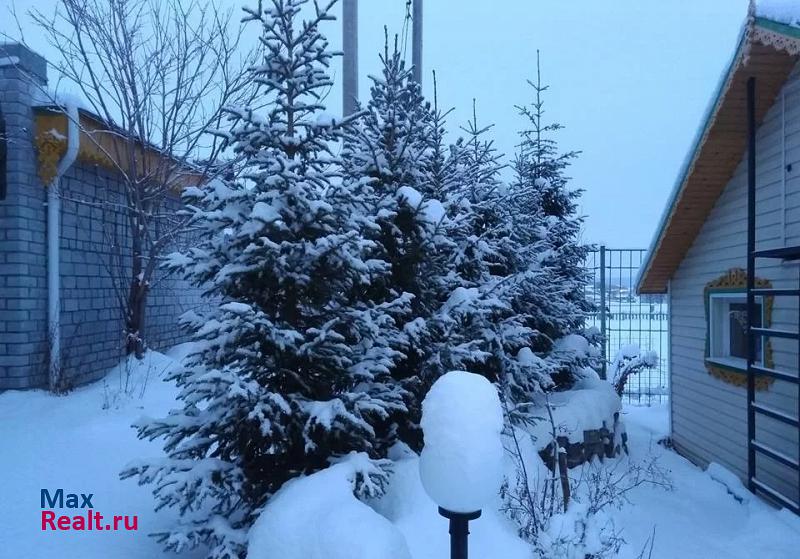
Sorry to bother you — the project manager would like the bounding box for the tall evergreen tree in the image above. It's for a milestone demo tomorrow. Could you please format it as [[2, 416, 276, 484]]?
[[432, 101, 557, 404], [340, 38, 458, 449], [510, 51, 597, 395], [124, 3, 410, 557]]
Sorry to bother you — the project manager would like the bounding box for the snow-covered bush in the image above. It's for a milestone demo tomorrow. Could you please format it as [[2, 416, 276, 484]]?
[[610, 345, 659, 397], [502, 425, 672, 559]]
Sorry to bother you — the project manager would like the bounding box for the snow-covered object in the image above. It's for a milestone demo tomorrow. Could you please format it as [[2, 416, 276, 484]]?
[[756, 0, 800, 27], [528, 376, 621, 447], [707, 462, 751, 504], [516, 347, 542, 366], [128, 3, 415, 558], [248, 453, 411, 559], [613, 343, 658, 368], [370, 458, 531, 559], [396, 186, 446, 223], [554, 334, 595, 359], [419, 371, 504, 513]]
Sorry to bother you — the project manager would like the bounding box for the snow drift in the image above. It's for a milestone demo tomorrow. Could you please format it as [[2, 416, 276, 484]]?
[[248, 453, 411, 559]]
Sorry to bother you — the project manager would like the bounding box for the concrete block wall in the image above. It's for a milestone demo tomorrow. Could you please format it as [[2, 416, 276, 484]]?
[[0, 43, 204, 390], [0, 44, 50, 389], [58, 165, 200, 386]]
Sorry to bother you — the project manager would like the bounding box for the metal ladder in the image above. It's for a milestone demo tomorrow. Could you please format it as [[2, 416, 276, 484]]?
[[746, 77, 800, 514]]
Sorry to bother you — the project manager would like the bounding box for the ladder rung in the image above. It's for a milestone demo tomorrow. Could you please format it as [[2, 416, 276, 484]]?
[[750, 327, 800, 340], [751, 440, 800, 469], [751, 402, 800, 427], [751, 478, 800, 513], [752, 245, 800, 260], [751, 288, 800, 297], [750, 365, 800, 383]]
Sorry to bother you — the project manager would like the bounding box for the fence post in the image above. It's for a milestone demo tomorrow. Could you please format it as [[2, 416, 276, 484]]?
[[599, 245, 607, 379]]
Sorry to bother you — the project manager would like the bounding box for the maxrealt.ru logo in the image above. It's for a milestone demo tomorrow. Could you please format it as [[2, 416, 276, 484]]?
[[40, 489, 138, 531]]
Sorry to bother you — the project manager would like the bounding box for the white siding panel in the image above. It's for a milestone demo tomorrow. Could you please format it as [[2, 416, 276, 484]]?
[[670, 61, 800, 505]]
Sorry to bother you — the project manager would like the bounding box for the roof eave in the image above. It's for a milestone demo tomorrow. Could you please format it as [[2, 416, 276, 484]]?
[[635, 26, 749, 295], [635, 17, 800, 295]]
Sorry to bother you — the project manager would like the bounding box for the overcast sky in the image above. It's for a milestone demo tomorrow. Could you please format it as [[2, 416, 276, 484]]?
[[3, 0, 750, 248]]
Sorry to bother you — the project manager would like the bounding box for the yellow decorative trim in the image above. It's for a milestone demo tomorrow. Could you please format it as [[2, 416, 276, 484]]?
[[706, 361, 772, 390], [752, 26, 800, 57], [706, 267, 764, 290], [704, 268, 774, 391], [33, 109, 203, 191], [35, 130, 67, 185]]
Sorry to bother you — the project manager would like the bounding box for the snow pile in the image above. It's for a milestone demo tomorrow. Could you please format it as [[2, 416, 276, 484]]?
[[31, 87, 93, 112], [528, 375, 621, 447], [553, 333, 599, 359], [756, 0, 800, 27], [101, 346, 189, 409], [418, 371, 504, 513], [248, 453, 411, 559], [371, 458, 530, 559], [706, 463, 751, 504], [396, 186, 447, 224], [517, 346, 544, 366]]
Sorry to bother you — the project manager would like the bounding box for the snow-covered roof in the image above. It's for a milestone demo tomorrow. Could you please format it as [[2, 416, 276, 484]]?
[[30, 87, 93, 113], [756, 0, 800, 28], [636, 5, 800, 294]]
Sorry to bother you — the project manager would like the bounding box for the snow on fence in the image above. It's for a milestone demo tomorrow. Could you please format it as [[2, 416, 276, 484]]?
[[584, 247, 669, 405]]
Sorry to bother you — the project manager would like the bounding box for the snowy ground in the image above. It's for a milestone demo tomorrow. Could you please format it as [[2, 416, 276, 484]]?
[[0, 345, 204, 559], [1, 347, 798, 558]]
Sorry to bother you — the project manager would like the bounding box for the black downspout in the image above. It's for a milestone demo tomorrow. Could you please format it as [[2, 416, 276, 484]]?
[[746, 76, 757, 493]]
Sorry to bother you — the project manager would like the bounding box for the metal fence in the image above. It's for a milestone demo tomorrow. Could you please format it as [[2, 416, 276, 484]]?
[[584, 247, 669, 405]]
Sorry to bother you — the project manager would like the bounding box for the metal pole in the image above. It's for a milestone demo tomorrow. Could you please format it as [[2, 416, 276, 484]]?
[[599, 245, 607, 379], [342, 0, 358, 116], [438, 508, 480, 559], [412, 0, 423, 84], [746, 75, 757, 493]]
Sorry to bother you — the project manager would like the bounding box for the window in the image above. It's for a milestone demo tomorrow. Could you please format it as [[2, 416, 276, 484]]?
[[708, 292, 763, 367]]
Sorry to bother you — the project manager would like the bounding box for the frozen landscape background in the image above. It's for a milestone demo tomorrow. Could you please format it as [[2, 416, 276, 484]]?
[[1, 347, 798, 558], [1, 1, 799, 558]]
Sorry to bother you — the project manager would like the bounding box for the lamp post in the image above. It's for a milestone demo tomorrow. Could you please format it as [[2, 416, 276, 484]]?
[[418, 371, 504, 559], [438, 507, 481, 559]]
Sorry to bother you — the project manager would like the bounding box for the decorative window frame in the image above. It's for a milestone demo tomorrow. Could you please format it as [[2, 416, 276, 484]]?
[[703, 268, 774, 390]]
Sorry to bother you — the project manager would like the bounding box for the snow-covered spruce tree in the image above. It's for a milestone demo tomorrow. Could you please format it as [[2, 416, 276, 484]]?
[[507, 51, 597, 397], [424, 100, 558, 408], [122, 2, 411, 557], [341, 38, 459, 449]]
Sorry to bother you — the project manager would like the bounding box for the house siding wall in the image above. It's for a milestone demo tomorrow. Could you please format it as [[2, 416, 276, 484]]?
[[670, 61, 800, 505], [0, 44, 204, 390]]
